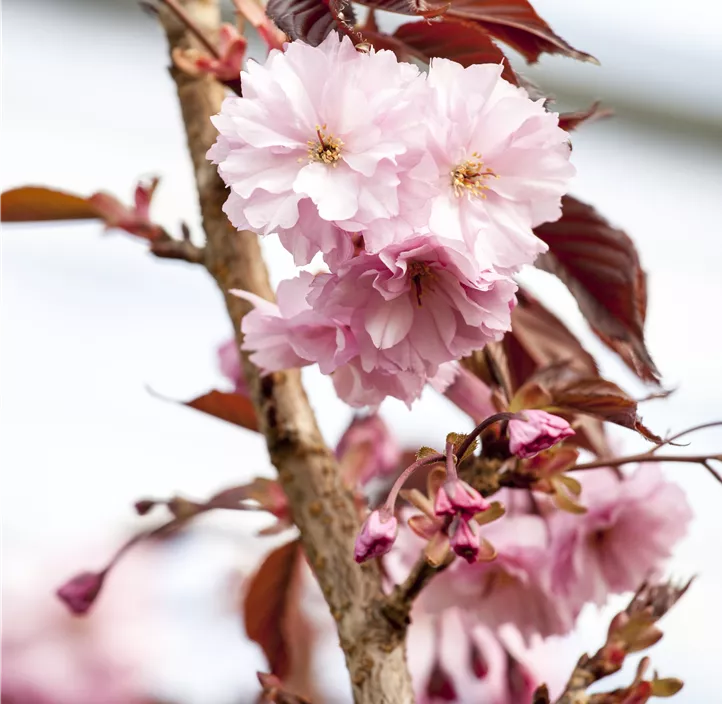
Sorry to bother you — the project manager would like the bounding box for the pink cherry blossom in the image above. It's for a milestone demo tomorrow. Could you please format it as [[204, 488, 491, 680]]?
[[236, 238, 513, 407], [420, 60, 575, 273], [233, 272, 358, 376], [209, 33, 428, 266], [508, 410, 575, 458], [549, 465, 692, 607], [309, 235, 517, 381]]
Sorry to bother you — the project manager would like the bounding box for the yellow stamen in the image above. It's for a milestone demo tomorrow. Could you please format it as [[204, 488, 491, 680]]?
[[307, 124, 343, 166], [451, 152, 498, 199]]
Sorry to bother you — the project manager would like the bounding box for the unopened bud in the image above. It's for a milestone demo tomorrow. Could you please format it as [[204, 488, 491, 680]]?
[[56, 570, 106, 615], [354, 510, 398, 563]]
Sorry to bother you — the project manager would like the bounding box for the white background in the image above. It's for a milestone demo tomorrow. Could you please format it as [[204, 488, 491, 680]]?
[[2, 1, 722, 702]]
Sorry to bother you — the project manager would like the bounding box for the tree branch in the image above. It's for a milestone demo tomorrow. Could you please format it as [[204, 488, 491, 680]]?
[[155, 3, 414, 701]]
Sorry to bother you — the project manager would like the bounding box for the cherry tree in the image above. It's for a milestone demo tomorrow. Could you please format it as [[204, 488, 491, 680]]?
[[3, 1, 720, 702]]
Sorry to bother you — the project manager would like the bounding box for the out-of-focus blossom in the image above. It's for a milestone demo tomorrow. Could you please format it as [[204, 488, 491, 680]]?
[[2, 548, 157, 704], [549, 465, 693, 607], [217, 337, 249, 395], [421, 60, 574, 273], [508, 410, 575, 459], [336, 413, 401, 485]]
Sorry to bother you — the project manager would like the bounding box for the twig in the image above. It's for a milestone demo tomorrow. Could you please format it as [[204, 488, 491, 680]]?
[[382, 556, 449, 630], [548, 580, 691, 704], [158, 0, 220, 57], [150, 236, 205, 263], [571, 452, 722, 483], [155, 3, 415, 702]]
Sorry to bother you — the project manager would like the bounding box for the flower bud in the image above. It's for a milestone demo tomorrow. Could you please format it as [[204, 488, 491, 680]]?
[[56, 570, 107, 615], [354, 510, 398, 563], [508, 410, 575, 459], [434, 479, 490, 519], [449, 517, 480, 564]]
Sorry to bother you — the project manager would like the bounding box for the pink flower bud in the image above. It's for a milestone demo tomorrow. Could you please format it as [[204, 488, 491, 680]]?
[[354, 510, 398, 563], [434, 479, 490, 519], [56, 570, 107, 615], [508, 410, 575, 459], [449, 518, 480, 564]]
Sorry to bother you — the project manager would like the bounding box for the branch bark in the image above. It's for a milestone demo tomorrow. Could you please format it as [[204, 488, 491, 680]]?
[[156, 2, 415, 701]]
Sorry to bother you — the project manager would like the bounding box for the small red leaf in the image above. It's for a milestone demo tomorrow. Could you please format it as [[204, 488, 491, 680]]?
[[446, 0, 595, 64], [390, 19, 517, 83], [265, 0, 356, 44], [507, 288, 598, 390], [244, 540, 301, 679], [520, 364, 661, 442], [534, 196, 659, 383], [558, 101, 613, 132], [1, 186, 99, 222], [185, 389, 259, 431]]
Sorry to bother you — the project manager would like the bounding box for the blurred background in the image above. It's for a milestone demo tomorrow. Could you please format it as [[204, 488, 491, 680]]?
[[2, 0, 721, 702]]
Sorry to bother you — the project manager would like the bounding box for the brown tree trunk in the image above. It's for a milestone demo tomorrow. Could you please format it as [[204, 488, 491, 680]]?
[[157, 2, 415, 702]]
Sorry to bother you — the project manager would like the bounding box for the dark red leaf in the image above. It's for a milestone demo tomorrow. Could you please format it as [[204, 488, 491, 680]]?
[[520, 364, 661, 442], [506, 290, 610, 456], [446, 0, 595, 64], [185, 389, 259, 432], [244, 541, 301, 679], [357, 0, 448, 17], [534, 196, 660, 383], [391, 19, 517, 83], [1, 186, 99, 222], [265, 0, 356, 44], [507, 288, 598, 389], [558, 101, 613, 132]]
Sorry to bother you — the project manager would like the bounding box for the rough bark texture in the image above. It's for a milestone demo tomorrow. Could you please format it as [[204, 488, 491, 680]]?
[[157, 2, 415, 702]]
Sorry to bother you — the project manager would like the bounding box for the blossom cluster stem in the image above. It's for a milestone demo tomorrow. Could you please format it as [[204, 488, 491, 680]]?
[[156, 2, 415, 702], [455, 411, 517, 460]]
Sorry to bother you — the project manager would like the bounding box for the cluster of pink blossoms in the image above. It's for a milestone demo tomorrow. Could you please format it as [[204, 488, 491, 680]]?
[[210, 34, 574, 407]]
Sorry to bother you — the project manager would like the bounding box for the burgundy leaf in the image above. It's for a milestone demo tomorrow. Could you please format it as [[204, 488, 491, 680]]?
[[185, 389, 259, 431], [357, 0, 448, 17], [534, 196, 660, 383], [265, 0, 356, 44], [446, 0, 595, 64], [244, 540, 301, 678], [558, 101, 613, 132], [390, 19, 517, 83], [1, 186, 99, 222], [520, 364, 661, 442], [507, 287, 599, 389]]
